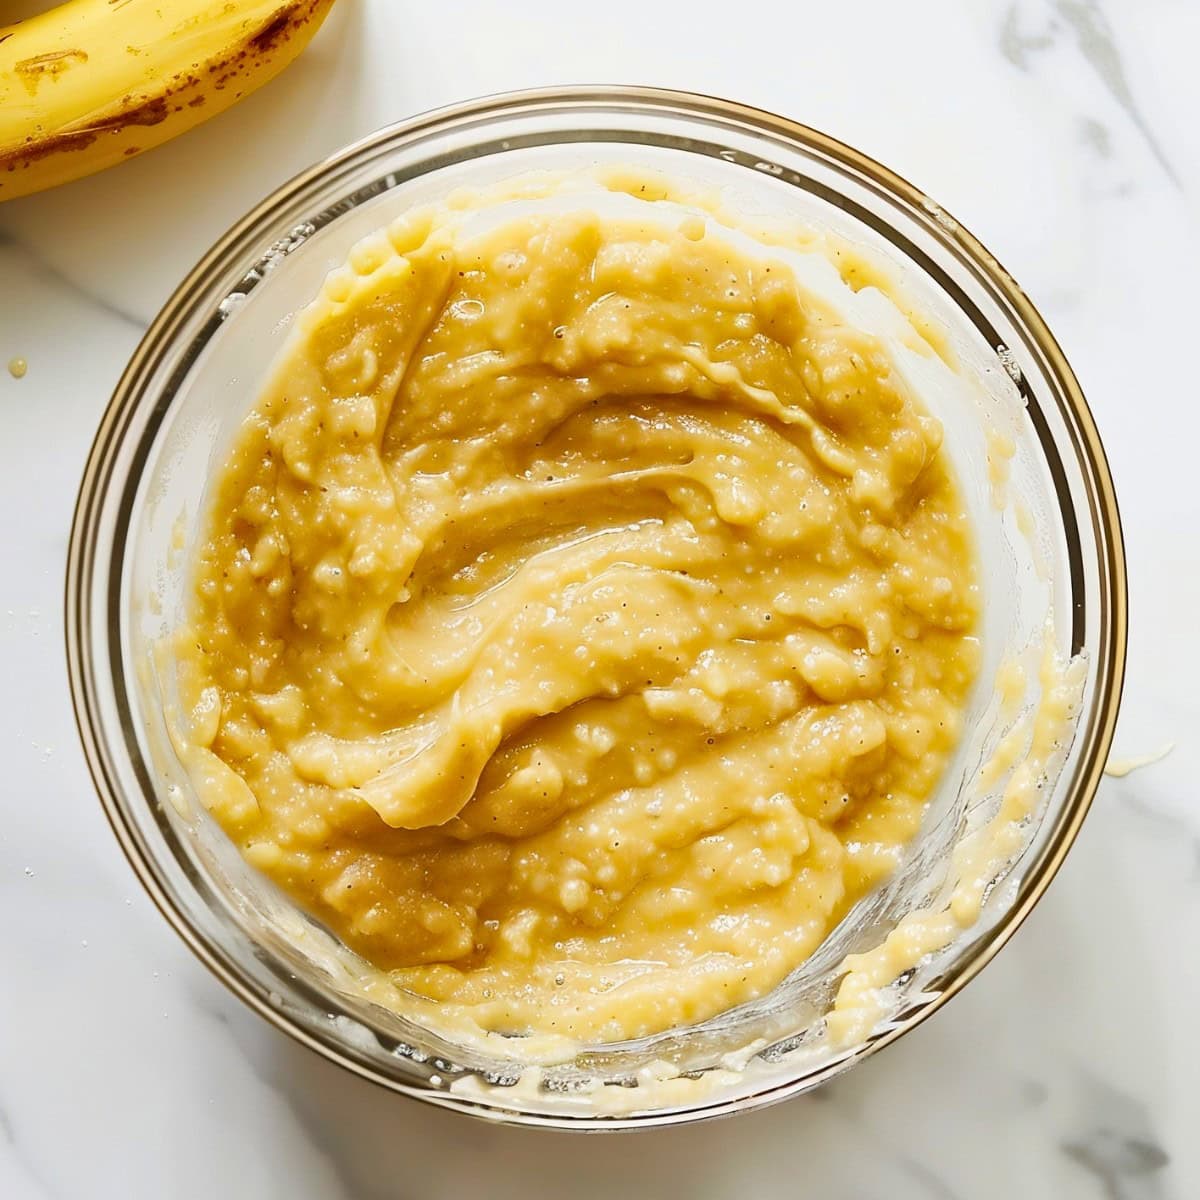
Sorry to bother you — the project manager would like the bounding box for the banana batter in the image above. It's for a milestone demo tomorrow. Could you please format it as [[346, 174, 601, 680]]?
[[173, 176, 980, 1043]]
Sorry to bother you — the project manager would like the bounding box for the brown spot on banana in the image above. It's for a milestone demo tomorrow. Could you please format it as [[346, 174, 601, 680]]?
[[15, 48, 89, 95], [250, 11, 295, 51], [0, 94, 172, 174], [3, 127, 100, 168], [1, 97, 166, 168]]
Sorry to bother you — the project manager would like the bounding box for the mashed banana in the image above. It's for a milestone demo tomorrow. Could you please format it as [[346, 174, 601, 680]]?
[[173, 176, 979, 1043]]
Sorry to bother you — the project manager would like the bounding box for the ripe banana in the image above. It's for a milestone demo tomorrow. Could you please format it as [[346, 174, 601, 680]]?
[[0, 0, 337, 202]]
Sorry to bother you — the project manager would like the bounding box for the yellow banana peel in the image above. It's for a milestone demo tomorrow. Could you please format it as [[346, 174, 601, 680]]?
[[0, 0, 337, 201]]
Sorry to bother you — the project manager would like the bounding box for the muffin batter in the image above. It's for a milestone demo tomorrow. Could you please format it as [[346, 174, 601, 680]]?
[[173, 178, 980, 1042]]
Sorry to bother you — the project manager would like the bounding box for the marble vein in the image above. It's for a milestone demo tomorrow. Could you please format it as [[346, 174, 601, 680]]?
[[0, 1099, 56, 1200], [1079, 116, 1112, 158], [1052, 1, 1179, 185], [999, 0, 1179, 185], [999, 5, 1055, 67], [895, 1152, 962, 1200], [1062, 1135, 1170, 1200], [1059, 1068, 1171, 1200]]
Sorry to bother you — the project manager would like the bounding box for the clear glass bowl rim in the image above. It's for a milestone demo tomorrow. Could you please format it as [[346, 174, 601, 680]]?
[[65, 85, 1127, 1129]]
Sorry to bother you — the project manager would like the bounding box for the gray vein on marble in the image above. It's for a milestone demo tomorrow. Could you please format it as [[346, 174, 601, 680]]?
[[1054, 1, 1179, 185], [1060, 1069, 1171, 1200], [895, 1153, 962, 1200], [1064, 1136, 1170, 1200], [0, 1099, 56, 1200], [1000, 0, 1179, 185], [1000, 4, 1055, 67], [1079, 116, 1112, 158], [0, 230, 149, 335]]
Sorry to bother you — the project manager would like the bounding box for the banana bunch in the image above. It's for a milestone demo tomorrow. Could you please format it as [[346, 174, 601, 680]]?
[[0, 0, 337, 201]]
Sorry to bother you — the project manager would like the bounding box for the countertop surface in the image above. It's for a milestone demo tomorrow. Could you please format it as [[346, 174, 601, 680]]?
[[1, 2, 1196, 1197]]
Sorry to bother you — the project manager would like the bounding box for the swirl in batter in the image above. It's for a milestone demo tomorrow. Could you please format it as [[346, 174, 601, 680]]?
[[173, 178, 980, 1042]]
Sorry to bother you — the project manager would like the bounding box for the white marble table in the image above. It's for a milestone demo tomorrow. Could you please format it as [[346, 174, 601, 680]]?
[[1, 1, 1196, 1195]]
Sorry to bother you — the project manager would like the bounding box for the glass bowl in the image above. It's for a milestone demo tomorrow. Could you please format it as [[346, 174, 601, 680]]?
[[66, 87, 1125, 1128]]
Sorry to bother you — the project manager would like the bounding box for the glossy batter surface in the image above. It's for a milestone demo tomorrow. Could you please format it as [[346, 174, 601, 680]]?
[[174, 180, 980, 1042]]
